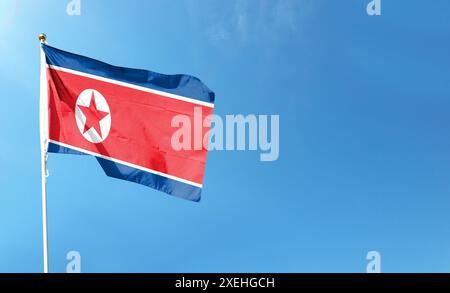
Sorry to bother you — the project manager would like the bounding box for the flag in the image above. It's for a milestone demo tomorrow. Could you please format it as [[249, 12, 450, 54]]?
[[40, 44, 215, 202]]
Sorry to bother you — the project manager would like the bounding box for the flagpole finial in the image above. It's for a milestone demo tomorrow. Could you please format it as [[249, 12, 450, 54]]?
[[38, 33, 47, 44]]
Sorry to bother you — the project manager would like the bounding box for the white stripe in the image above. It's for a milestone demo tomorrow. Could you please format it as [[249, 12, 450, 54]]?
[[46, 64, 215, 108], [49, 139, 203, 188]]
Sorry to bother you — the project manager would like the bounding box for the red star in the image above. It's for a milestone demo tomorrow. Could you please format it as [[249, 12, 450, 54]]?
[[78, 91, 109, 139]]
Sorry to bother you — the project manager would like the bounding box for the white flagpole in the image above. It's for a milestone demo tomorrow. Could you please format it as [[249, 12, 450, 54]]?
[[39, 33, 49, 273]]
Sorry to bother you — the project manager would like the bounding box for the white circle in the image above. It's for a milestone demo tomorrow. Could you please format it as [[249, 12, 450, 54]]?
[[75, 89, 111, 143]]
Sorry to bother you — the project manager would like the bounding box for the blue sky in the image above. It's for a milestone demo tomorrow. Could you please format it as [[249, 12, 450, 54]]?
[[1, 0, 450, 272]]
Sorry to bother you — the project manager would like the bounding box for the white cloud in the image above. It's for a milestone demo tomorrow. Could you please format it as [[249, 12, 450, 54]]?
[[184, 0, 317, 45]]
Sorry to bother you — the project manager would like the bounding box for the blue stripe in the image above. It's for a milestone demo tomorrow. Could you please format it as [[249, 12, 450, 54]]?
[[48, 141, 86, 155], [48, 142, 201, 202], [42, 44, 215, 104]]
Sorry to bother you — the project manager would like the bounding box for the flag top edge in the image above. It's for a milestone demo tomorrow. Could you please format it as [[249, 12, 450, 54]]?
[[42, 44, 215, 105]]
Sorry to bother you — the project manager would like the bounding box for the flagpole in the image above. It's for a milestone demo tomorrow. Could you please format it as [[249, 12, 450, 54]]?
[[38, 33, 49, 273]]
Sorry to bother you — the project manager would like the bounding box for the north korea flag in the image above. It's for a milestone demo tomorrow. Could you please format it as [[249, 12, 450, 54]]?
[[40, 44, 215, 202]]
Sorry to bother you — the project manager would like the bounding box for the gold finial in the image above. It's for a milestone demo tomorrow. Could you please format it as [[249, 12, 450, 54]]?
[[38, 33, 47, 43]]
